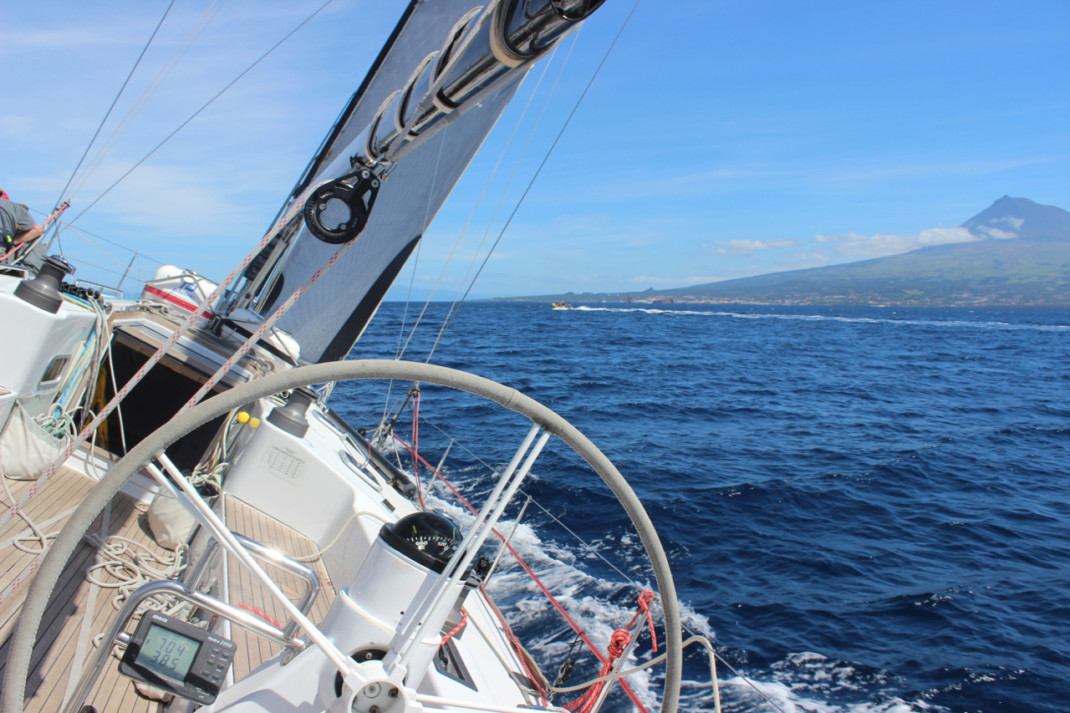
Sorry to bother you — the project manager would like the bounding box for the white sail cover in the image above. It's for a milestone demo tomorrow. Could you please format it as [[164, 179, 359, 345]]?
[[237, 0, 599, 363]]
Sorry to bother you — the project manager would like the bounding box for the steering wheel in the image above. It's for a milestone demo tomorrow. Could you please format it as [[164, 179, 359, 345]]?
[[3, 360, 681, 713]]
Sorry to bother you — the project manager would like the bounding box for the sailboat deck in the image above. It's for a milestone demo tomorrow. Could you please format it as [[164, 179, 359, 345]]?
[[0, 466, 96, 640], [0, 468, 160, 712], [0, 470, 336, 712]]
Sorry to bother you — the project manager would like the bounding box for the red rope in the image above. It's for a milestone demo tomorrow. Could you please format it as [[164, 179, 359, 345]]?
[[565, 629, 631, 713], [235, 603, 283, 629], [389, 433, 652, 713], [478, 582, 549, 704], [564, 591, 658, 713], [391, 435, 600, 655], [439, 609, 468, 646], [630, 590, 658, 654]]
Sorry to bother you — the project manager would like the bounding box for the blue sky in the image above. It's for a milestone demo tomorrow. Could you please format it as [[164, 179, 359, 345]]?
[[3, 0, 1068, 299]]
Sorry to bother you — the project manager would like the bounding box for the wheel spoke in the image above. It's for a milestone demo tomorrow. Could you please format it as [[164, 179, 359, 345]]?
[[387, 425, 551, 677], [147, 453, 357, 677]]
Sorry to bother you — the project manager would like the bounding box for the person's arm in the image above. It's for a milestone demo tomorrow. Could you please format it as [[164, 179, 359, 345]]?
[[13, 224, 43, 246], [11, 203, 42, 246]]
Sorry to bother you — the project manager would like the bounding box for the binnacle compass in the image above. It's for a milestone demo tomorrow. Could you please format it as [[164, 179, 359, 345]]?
[[380, 512, 462, 574]]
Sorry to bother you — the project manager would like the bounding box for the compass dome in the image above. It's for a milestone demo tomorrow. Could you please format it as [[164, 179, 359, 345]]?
[[379, 512, 462, 573]]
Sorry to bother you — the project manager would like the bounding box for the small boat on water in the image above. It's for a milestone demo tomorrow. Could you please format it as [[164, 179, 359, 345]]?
[[0, 2, 715, 713], [551, 302, 575, 310]]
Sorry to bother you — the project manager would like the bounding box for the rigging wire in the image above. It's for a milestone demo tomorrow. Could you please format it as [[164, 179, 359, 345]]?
[[65, 0, 231, 203], [392, 47, 560, 362], [416, 413, 640, 587], [391, 0, 633, 366], [405, 408, 771, 711], [429, 44, 569, 364], [49, 0, 178, 242], [382, 20, 567, 427], [41, 217, 164, 286], [428, 34, 581, 362], [60, 0, 338, 231], [377, 131, 450, 430], [424, 0, 643, 361]]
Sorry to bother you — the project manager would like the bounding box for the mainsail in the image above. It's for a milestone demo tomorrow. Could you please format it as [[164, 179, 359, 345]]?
[[227, 0, 603, 363]]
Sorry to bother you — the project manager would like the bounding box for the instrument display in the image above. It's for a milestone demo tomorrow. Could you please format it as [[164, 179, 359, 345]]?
[[119, 611, 236, 704]]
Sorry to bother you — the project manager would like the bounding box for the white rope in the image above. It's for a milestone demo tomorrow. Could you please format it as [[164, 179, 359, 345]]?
[[0, 406, 75, 555], [0, 292, 105, 561], [83, 533, 189, 613], [1, 475, 60, 555], [82, 530, 192, 695]]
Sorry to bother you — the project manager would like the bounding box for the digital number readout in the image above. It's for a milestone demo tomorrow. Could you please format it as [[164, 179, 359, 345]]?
[[135, 624, 202, 680]]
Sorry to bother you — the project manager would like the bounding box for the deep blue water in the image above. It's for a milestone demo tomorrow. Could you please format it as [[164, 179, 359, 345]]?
[[339, 302, 1069, 713]]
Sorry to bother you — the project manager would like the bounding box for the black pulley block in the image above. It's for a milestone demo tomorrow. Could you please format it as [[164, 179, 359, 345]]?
[[303, 170, 380, 244]]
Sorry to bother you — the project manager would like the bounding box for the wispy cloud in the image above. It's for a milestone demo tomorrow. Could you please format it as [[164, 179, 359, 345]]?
[[826, 156, 1055, 183], [789, 252, 832, 266], [816, 226, 975, 258], [2, 26, 141, 51], [627, 274, 727, 287], [969, 216, 1023, 240], [709, 238, 797, 255]]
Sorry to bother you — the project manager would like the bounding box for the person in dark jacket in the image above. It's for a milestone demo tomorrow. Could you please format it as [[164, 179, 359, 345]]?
[[1, 191, 46, 273]]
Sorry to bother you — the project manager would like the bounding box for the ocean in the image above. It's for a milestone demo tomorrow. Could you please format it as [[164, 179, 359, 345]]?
[[338, 301, 1069, 713]]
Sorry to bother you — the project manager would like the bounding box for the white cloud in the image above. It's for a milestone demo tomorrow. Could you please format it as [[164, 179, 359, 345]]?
[[711, 238, 796, 255], [793, 252, 832, 264], [827, 157, 1052, 182], [72, 158, 275, 233], [3, 26, 138, 51], [969, 216, 1023, 240], [815, 226, 976, 258], [627, 274, 727, 286]]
